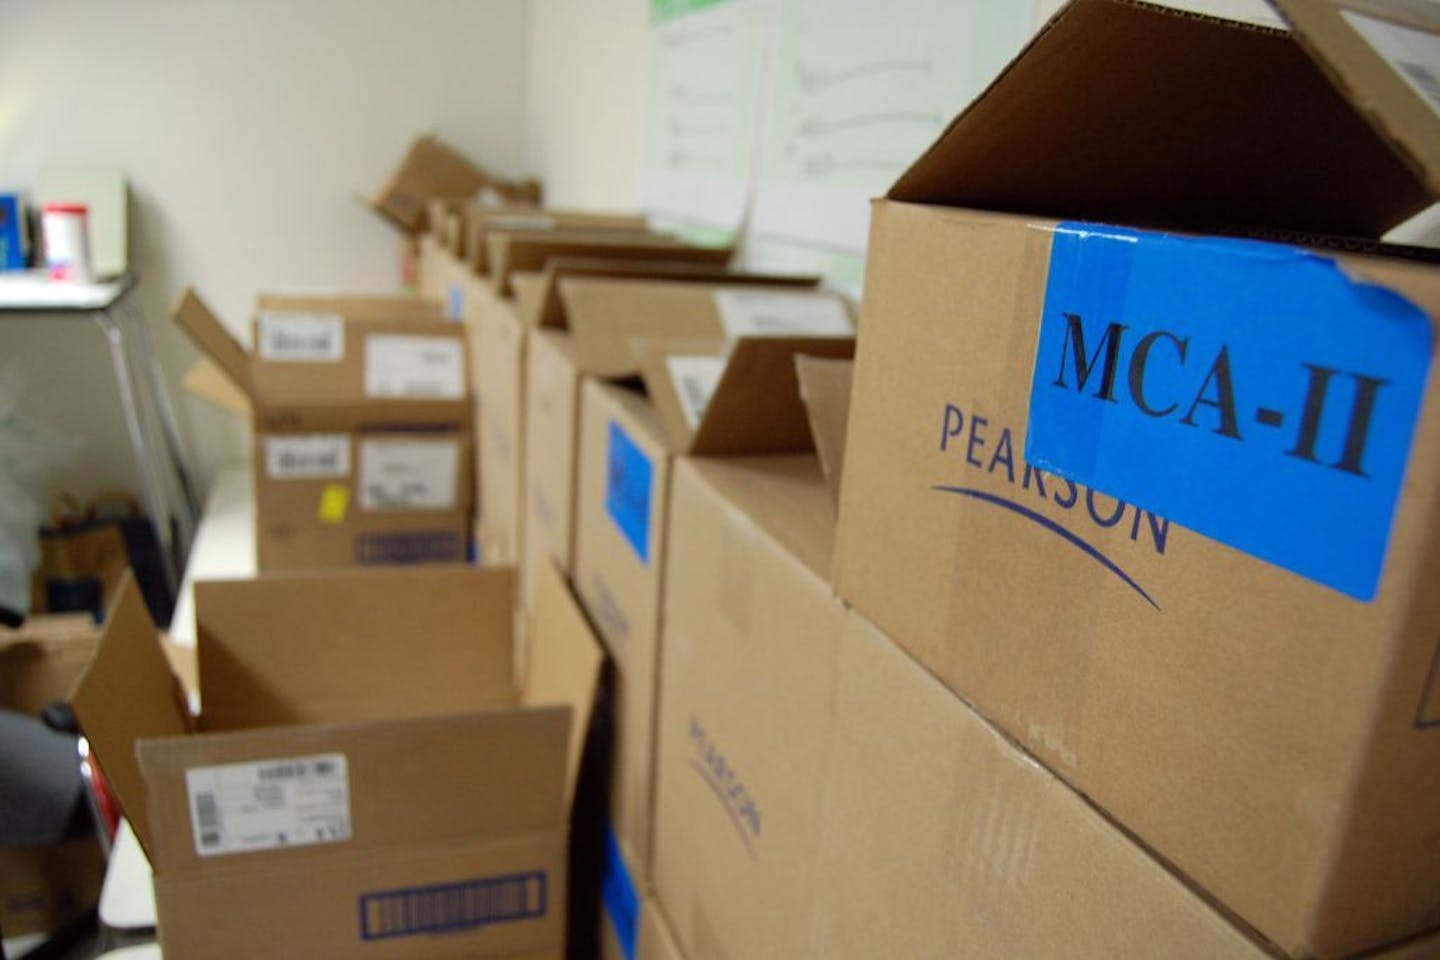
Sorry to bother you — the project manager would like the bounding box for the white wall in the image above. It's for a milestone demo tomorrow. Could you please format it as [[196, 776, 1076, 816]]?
[[524, 0, 648, 210], [0, 0, 530, 503]]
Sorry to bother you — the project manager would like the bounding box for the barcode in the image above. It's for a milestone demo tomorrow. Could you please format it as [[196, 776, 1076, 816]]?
[[1398, 60, 1440, 109], [267, 331, 335, 354], [679, 375, 713, 425], [258, 759, 336, 781], [278, 450, 341, 471], [195, 792, 221, 848], [359, 872, 547, 941]]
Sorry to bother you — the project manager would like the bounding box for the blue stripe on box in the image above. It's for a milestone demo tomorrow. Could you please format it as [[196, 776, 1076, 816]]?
[[1025, 222, 1432, 601], [600, 824, 639, 960], [606, 421, 654, 565]]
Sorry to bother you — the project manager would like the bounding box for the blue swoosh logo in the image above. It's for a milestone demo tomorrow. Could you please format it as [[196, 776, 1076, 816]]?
[[931, 485, 1159, 610]]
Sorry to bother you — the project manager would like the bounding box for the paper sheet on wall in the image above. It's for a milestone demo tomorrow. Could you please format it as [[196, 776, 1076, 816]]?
[[744, 0, 1038, 293], [640, 0, 770, 244]]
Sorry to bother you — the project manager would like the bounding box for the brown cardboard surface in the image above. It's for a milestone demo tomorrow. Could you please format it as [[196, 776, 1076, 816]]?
[[0, 613, 100, 717], [255, 293, 442, 321], [370, 135, 541, 234], [637, 898, 686, 960], [520, 329, 582, 613], [474, 282, 528, 565], [832, 198, 1440, 956], [71, 572, 192, 859], [465, 210, 652, 274], [487, 233, 730, 297], [572, 379, 673, 878], [795, 356, 853, 508], [173, 287, 252, 400], [891, 0, 1434, 240], [182, 358, 251, 417], [650, 455, 843, 960], [76, 563, 601, 959], [811, 612, 1270, 960], [559, 278, 849, 380]]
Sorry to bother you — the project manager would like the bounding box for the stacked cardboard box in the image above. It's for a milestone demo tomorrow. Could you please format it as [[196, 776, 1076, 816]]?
[[174, 290, 472, 570], [74, 562, 602, 958], [832, 0, 1440, 957]]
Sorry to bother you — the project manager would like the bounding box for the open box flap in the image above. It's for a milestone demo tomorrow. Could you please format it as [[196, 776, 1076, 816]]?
[[70, 571, 193, 862], [636, 336, 856, 456], [194, 566, 518, 733], [368, 135, 542, 235], [464, 208, 651, 272], [889, 0, 1436, 240], [795, 356, 854, 512], [521, 562, 604, 812], [182, 358, 251, 418], [255, 293, 442, 321], [486, 231, 732, 296], [171, 288, 252, 401], [525, 257, 816, 329]]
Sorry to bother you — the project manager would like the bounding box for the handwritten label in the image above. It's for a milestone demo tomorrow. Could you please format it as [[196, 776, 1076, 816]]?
[[265, 434, 350, 479]]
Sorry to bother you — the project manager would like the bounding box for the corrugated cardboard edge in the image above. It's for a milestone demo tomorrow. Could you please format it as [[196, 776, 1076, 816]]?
[[635, 336, 856, 456], [1274, 0, 1440, 194], [795, 356, 854, 512], [171, 288, 252, 400], [521, 561, 604, 811], [70, 572, 193, 862]]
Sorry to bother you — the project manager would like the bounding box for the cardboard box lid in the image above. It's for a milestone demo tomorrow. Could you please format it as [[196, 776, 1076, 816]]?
[[525, 257, 818, 330], [795, 356, 854, 510], [181, 357, 251, 417], [486, 231, 732, 296], [464, 207, 652, 273], [70, 572, 193, 860], [636, 336, 856, 456], [889, 0, 1438, 240], [369, 135, 542, 234], [172, 288, 252, 402]]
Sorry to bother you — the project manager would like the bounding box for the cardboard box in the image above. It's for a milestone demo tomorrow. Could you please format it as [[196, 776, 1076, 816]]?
[[832, 2, 1440, 955], [572, 337, 853, 896], [253, 429, 472, 569], [72, 564, 601, 959], [369, 135, 541, 234], [0, 615, 105, 938], [636, 898, 686, 960], [464, 209, 652, 275], [518, 266, 832, 611]]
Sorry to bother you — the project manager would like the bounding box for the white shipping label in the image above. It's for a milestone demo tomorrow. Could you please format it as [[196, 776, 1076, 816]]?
[[359, 438, 459, 510], [713, 290, 853, 339], [185, 754, 350, 857], [257, 312, 345, 362], [265, 434, 350, 479], [666, 355, 727, 429], [364, 335, 465, 399], [1343, 11, 1440, 117]]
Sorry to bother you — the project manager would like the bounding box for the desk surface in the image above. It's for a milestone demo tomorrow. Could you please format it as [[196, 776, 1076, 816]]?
[[0, 270, 133, 312], [99, 818, 156, 933]]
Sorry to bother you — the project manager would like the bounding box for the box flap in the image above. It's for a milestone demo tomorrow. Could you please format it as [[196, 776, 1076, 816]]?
[[526, 257, 817, 329], [487, 232, 731, 296], [181, 358, 251, 418], [795, 356, 854, 511], [171, 288, 252, 400], [1275, 0, 1440, 195], [255, 293, 442, 321], [636, 336, 855, 455], [464, 207, 650, 273], [195, 566, 518, 732], [369, 135, 539, 234], [889, 0, 1435, 239], [70, 572, 192, 861], [521, 562, 603, 811]]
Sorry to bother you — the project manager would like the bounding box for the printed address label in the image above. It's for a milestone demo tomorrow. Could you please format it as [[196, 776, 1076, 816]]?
[[265, 434, 350, 479], [666, 355, 727, 428], [1343, 11, 1440, 119], [359, 437, 459, 510], [186, 753, 351, 857], [257, 312, 344, 362], [713, 289, 852, 339], [365, 334, 465, 399]]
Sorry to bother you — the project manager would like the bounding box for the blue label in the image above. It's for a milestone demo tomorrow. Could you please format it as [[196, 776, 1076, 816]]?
[[447, 282, 464, 321], [1026, 223, 1432, 601], [606, 421, 653, 565], [600, 825, 639, 960], [358, 871, 547, 941]]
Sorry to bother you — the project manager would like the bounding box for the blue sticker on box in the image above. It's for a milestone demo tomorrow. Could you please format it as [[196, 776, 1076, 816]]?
[[1025, 223, 1432, 601], [600, 824, 638, 960], [606, 421, 653, 565], [447, 282, 464, 321]]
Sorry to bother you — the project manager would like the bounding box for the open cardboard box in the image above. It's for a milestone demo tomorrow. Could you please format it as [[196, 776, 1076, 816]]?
[[833, 0, 1440, 955], [72, 563, 600, 958], [368, 135, 542, 235]]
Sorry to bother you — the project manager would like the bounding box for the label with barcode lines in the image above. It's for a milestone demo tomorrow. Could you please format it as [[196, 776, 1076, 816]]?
[[257, 312, 345, 362], [265, 434, 351, 479], [1343, 12, 1440, 117], [665, 355, 728, 429], [185, 754, 350, 857]]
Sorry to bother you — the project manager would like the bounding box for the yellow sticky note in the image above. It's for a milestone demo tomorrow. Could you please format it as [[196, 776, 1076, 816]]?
[[318, 484, 350, 524]]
